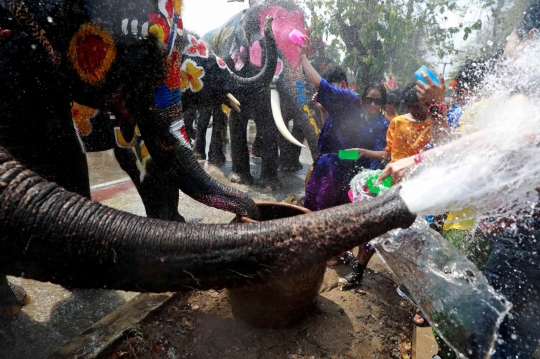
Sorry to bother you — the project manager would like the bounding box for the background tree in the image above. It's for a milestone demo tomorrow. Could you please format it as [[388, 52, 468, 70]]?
[[454, 0, 531, 62], [299, 0, 485, 90]]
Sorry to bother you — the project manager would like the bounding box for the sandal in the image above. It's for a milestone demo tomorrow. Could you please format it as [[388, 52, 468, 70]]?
[[413, 310, 430, 327]]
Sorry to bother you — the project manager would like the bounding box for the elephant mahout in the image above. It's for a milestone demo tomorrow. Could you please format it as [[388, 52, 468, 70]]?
[[206, 0, 322, 189], [0, 0, 416, 297]]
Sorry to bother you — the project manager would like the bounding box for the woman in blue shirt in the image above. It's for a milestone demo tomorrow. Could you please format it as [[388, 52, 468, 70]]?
[[300, 57, 389, 211]]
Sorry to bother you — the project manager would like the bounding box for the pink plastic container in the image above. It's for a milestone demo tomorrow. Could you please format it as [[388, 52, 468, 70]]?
[[289, 29, 305, 45]]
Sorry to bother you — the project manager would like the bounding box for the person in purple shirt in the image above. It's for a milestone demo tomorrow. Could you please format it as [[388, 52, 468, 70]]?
[[299, 36, 390, 270]]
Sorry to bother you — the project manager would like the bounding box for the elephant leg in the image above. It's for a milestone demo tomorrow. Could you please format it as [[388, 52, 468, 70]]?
[[279, 124, 304, 172], [251, 131, 264, 158], [229, 109, 254, 184], [208, 106, 226, 166], [256, 101, 282, 190], [114, 147, 185, 222], [194, 109, 211, 160], [0, 274, 30, 316]]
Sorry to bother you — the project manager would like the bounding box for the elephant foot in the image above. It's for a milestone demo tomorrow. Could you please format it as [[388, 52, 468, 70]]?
[[281, 161, 304, 172], [208, 157, 226, 167], [257, 177, 282, 191], [194, 151, 206, 161], [208, 152, 226, 167], [229, 171, 254, 185], [1, 279, 31, 316]]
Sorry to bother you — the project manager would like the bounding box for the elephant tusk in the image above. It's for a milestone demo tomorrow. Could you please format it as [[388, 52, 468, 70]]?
[[270, 88, 306, 148], [227, 93, 241, 113]]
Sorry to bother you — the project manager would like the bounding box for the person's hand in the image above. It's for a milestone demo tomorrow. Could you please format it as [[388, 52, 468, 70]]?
[[298, 35, 310, 57], [377, 156, 416, 185], [416, 73, 445, 107], [311, 92, 324, 111]]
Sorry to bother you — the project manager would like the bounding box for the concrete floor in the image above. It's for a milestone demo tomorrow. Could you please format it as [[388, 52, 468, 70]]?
[[0, 122, 313, 359]]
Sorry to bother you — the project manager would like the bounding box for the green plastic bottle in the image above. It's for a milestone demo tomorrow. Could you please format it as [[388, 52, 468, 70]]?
[[365, 170, 392, 194], [338, 149, 360, 160]]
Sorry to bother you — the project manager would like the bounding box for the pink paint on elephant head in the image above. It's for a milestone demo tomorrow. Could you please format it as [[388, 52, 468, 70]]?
[[249, 41, 263, 67], [258, 6, 306, 68]]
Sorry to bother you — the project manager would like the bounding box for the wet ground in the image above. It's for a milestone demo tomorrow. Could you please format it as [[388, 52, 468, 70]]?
[[1, 122, 416, 359]]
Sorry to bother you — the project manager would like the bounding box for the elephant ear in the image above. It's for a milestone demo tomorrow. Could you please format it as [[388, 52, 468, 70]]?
[[68, 23, 117, 86]]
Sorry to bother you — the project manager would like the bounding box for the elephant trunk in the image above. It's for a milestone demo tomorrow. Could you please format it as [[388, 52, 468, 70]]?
[[224, 17, 278, 92], [0, 147, 416, 292]]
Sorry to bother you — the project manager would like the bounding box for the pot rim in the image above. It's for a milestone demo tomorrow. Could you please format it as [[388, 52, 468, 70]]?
[[237, 201, 310, 223]]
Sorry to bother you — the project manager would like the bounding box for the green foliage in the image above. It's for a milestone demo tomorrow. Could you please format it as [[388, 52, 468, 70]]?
[[299, 0, 486, 90]]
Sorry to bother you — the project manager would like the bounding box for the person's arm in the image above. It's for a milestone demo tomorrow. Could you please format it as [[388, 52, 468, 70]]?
[[416, 73, 451, 146], [299, 36, 322, 89], [348, 148, 390, 162]]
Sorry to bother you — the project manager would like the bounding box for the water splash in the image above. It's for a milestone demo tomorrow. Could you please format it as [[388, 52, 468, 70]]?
[[400, 43, 540, 218], [372, 221, 511, 359]]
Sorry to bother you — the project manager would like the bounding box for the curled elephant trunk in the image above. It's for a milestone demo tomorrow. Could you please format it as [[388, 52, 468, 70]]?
[[0, 147, 416, 292], [225, 17, 278, 92]]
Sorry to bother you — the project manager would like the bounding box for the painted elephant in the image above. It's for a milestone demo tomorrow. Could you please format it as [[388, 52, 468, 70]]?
[[0, 0, 416, 299], [205, 0, 322, 189], [72, 29, 274, 222]]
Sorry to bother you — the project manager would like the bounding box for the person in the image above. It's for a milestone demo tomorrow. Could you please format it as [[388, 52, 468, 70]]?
[[298, 36, 390, 268], [378, 4, 540, 357], [339, 81, 451, 288], [384, 90, 401, 121]]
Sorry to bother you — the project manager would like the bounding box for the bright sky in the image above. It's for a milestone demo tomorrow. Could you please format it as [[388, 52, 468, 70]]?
[[183, 0, 249, 36]]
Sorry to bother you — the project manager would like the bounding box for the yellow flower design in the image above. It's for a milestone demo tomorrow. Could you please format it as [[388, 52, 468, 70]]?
[[180, 59, 205, 92]]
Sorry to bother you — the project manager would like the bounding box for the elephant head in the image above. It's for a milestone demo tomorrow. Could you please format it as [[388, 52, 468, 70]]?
[[0, 146, 416, 292], [1, 0, 278, 220], [230, 0, 321, 157]]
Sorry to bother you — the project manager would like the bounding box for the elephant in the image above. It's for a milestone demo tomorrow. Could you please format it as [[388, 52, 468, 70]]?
[[71, 29, 274, 222], [0, 0, 276, 309], [205, 0, 323, 189], [0, 0, 416, 303], [1, 0, 279, 221]]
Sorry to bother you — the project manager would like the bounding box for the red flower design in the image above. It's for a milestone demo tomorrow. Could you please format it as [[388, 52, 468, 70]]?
[[185, 35, 208, 58]]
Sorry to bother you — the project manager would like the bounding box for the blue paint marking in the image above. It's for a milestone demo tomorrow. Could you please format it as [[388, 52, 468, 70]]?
[[155, 84, 181, 109], [167, 13, 179, 53], [296, 81, 307, 103]]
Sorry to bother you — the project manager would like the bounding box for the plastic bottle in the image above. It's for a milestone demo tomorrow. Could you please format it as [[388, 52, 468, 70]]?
[[289, 29, 305, 45], [415, 65, 440, 85], [338, 149, 360, 160]]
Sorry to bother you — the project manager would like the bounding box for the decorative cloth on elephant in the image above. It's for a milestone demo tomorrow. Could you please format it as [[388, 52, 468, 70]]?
[[305, 79, 389, 211]]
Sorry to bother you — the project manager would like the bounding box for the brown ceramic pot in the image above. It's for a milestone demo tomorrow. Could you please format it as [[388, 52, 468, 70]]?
[[227, 202, 326, 328]]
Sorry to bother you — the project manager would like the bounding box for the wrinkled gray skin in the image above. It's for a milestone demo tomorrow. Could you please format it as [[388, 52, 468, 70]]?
[[0, 146, 416, 292]]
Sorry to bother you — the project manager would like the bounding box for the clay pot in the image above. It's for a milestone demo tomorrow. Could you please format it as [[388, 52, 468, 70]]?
[[227, 202, 326, 328]]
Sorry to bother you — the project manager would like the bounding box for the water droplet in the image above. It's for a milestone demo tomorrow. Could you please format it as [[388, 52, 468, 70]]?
[[31, 44, 37, 50], [47, 16, 53, 23]]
